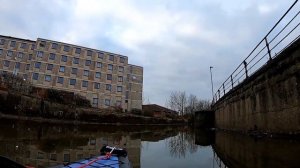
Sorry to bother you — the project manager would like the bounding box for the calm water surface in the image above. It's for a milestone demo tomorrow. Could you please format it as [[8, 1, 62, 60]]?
[[0, 119, 299, 168]]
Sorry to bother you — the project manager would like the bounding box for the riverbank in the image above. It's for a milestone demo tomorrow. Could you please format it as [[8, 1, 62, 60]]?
[[0, 90, 185, 125], [0, 73, 184, 125], [0, 112, 185, 125]]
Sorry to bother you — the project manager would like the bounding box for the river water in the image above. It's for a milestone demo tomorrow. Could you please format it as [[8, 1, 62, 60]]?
[[0, 119, 299, 168]]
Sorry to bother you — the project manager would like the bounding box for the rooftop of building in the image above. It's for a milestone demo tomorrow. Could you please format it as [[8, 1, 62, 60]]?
[[0, 35, 35, 43], [142, 104, 177, 115]]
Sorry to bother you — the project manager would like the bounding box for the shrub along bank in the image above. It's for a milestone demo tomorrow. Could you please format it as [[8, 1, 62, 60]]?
[[0, 73, 184, 124]]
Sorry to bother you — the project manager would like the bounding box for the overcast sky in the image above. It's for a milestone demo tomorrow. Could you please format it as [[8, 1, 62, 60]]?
[[0, 0, 298, 106]]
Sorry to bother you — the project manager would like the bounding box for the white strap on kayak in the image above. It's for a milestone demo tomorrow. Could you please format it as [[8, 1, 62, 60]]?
[[109, 147, 115, 154]]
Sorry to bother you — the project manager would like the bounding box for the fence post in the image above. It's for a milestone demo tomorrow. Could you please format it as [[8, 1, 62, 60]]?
[[223, 84, 225, 95], [243, 61, 248, 78], [231, 75, 233, 89], [265, 37, 272, 60]]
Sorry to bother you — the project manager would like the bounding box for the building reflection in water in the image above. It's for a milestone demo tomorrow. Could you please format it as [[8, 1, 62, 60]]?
[[0, 120, 144, 167], [0, 119, 181, 168]]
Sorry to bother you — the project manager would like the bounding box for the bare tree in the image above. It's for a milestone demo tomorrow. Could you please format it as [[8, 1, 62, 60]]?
[[195, 99, 211, 111], [167, 91, 187, 115], [185, 94, 198, 115], [167, 91, 211, 116]]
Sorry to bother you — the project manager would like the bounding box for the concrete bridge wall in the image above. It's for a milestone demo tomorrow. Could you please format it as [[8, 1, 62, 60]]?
[[213, 39, 300, 134]]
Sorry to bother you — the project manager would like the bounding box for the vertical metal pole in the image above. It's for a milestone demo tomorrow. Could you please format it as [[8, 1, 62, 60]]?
[[210, 66, 214, 101], [218, 90, 220, 99], [243, 61, 248, 78], [265, 37, 272, 60], [231, 75, 233, 89], [223, 84, 225, 95]]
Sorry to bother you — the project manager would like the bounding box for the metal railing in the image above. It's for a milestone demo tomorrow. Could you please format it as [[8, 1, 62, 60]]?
[[213, 0, 300, 103]]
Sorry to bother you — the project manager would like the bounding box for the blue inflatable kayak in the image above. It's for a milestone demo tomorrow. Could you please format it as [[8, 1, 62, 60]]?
[[58, 146, 131, 168], [0, 146, 130, 168], [62, 155, 121, 168]]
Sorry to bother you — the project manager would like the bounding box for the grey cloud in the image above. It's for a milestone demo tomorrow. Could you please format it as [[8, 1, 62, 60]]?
[[0, 0, 296, 106]]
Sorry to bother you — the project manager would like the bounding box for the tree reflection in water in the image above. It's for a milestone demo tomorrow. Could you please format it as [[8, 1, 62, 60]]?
[[167, 130, 199, 158]]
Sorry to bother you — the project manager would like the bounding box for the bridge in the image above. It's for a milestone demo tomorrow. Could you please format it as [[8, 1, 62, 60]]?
[[212, 0, 300, 135]]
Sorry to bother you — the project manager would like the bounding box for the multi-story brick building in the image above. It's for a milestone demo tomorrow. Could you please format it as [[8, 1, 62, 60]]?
[[0, 35, 143, 111]]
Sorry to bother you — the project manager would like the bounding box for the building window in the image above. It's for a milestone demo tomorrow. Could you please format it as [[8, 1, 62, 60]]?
[[10, 41, 16, 47], [98, 52, 104, 59], [109, 55, 114, 61], [71, 68, 77, 74], [93, 98, 98, 105], [77, 154, 83, 160], [15, 62, 20, 69], [107, 74, 112, 80], [69, 79, 76, 85], [73, 58, 79, 64], [87, 50, 93, 56], [7, 50, 13, 57], [129, 83, 132, 90], [118, 76, 123, 82], [120, 57, 125, 63], [39, 41, 46, 47], [106, 84, 111, 91], [32, 73, 39, 80], [28, 54, 32, 60], [83, 70, 89, 76], [37, 152, 44, 159], [61, 55, 67, 62], [64, 154, 70, 162], [105, 99, 111, 106], [35, 62, 41, 69], [37, 51, 43, 58], [119, 66, 124, 72], [82, 80, 88, 87], [20, 43, 27, 49], [51, 43, 58, 49], [75, 48, 81, 54], [125, 91, 129, 99], [96, 62, 102, 68], [31, 44, 35, 50], [23, 74, 27, 80], [57, 77, 64, 84], [3, 60, 10, 67], [0, 39, 5, 45], [18, 52, 23, 58], [0, 49, 2, 55], [116, 100, 122, 107], [59, 66, 65, 72], [26, 64, 30, 70], [49, 53, 56, 60], [47, 64, 53, 71], [127, 74, 130, 81], [50, 154, 57, 161], [108, 64, 113, 71], [63, 45, 70, 52], [85, 60, 91, 66], [117, 86, 123, 92], [94, 83, 100, 89], [95, 72, 101, 78], [45, 75, 51, 82]]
